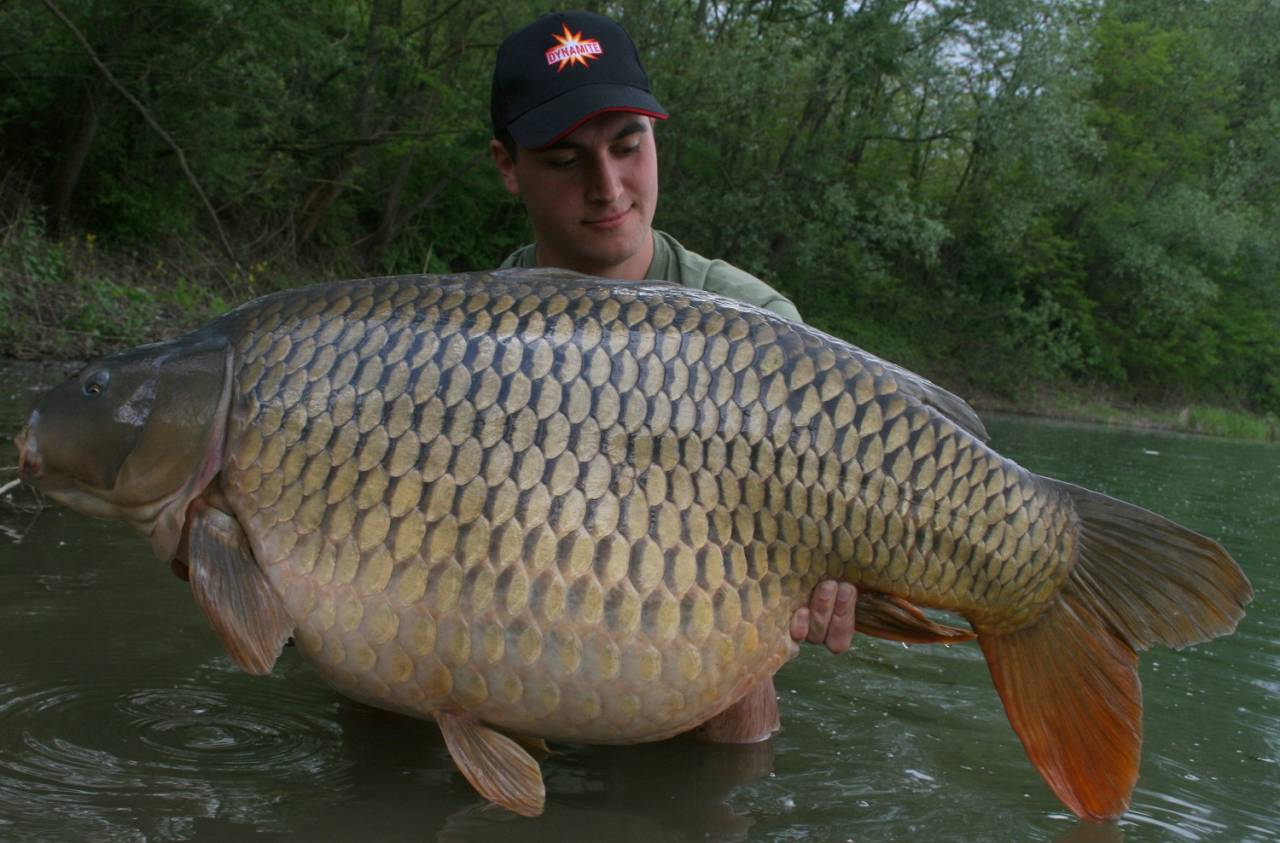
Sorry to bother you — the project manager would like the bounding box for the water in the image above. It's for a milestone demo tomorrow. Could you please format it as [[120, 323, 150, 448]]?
[[2, 362, 1276, 842]]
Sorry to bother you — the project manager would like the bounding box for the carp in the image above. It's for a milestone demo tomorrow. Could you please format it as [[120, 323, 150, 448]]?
[[14, 270, 1251, 820]]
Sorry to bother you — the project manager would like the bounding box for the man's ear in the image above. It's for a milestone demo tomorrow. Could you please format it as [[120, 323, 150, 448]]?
[[490, 138, 520, 196]]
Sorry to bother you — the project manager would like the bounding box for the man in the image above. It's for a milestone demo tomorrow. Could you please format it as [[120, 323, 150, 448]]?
[[489, 11, 802, 321], [489, 10, 856, 738]]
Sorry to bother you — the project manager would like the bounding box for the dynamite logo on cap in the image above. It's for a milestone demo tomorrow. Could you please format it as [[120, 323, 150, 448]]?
[[545, 24, 602, 71]]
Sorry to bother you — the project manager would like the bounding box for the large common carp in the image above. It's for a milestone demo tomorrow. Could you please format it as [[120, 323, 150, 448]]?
[[15, 270, 1251, 820]]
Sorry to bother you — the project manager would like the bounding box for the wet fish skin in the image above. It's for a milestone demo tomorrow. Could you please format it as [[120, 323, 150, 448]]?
[[15, 269, 1251, 821], [215, 272, 1053, 733]]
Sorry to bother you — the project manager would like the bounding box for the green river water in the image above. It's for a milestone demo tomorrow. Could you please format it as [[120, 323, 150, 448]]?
[[1, 361, 1275, 842]]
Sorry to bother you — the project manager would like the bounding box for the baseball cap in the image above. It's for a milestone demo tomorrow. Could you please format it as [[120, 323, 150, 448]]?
[[491, 10, 668, 150]]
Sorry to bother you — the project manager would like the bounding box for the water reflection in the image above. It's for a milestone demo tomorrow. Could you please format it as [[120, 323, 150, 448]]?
[[300, 701, 777, 842], [444, 739, 773, 842], [1055, 822, 1125, 843]]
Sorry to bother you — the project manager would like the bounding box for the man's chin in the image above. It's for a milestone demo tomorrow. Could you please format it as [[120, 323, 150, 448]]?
[[574, 230, 651, 276]]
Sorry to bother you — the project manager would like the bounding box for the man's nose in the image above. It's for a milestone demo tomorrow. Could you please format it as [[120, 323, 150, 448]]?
[[585, 156, 622, 203]]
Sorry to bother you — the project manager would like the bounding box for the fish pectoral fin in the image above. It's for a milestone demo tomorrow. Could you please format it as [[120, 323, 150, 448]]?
[[854, 592, 977, 644], [512, 735, 552, 758], [186, 501, 293, 676], [436, 711, 545, 817], [691, 677, 780, 744]]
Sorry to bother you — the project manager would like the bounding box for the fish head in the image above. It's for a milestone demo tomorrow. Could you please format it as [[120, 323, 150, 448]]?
[[16, 329, 234, 561]]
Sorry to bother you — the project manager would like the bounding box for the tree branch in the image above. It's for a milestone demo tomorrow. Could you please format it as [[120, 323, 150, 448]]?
[[863, 131, 959, 144], [41, 0, 242, 277], [268, 126, 472, 154]]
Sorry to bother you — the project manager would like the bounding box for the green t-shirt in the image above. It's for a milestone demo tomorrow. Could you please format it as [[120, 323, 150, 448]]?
[[498, 230, 802, 322]]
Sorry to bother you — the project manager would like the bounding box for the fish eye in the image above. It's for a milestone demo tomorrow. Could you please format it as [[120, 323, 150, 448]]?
[[82, 369, 110, 398]]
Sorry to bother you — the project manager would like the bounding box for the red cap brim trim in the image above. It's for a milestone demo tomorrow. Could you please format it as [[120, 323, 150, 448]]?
[[532, 108, 669, 150]]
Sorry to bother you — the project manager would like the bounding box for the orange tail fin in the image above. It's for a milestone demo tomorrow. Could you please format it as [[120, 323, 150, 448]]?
[[980, 482, 1251, 820]]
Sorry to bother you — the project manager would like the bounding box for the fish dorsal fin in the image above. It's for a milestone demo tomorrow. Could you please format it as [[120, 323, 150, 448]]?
[[877, 359, 989, 442], [692, 678, 781, 744], [186, 501, 293, 675], [436, 711, 545, 817], [854, 592, 976, 644]]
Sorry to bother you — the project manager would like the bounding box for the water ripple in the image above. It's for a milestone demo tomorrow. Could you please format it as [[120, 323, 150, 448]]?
[[0, 673, 349, 840]]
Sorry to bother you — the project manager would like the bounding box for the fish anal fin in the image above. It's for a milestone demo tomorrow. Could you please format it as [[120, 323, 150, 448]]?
[[187, 501, 293, 676], [692, 677, 780, 744], [436, 711, 545, 817], [855, 592, 977, 644], [980, 588, 1141, 821]]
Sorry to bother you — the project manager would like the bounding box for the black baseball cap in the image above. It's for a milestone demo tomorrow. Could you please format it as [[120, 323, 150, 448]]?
[[491, 10, 667, 150]]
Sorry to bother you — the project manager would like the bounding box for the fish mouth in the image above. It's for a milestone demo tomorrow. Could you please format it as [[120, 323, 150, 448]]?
[[13, 417, 182, 530], [14, 422, 42, 482]]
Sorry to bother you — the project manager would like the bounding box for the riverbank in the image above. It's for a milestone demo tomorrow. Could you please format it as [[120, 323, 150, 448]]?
[[967, 385, 1278, 442], [2, 225, 1273, 443]]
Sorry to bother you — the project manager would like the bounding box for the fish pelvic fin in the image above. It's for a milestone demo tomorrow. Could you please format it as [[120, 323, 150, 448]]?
[[980, 481, 1252, 821], [187, 500, 294, 675], [436, 712, 545, 817]]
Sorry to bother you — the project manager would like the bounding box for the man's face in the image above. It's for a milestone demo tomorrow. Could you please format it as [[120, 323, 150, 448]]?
[[491, 112, 659, 279]]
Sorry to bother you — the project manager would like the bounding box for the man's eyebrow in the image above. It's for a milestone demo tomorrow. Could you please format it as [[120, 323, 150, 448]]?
[[610, 119, 648, 141], [542, 118, 649, 151]]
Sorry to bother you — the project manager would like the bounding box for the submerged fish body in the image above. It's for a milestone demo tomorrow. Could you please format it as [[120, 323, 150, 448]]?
[[15, 270, 1251, 820]]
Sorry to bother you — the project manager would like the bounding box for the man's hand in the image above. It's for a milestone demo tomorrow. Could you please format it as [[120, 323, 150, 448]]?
[[790, 581, 857, 655]]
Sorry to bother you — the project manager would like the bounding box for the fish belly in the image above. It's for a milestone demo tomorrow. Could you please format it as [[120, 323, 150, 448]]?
[[218, 272, 1071, 740]]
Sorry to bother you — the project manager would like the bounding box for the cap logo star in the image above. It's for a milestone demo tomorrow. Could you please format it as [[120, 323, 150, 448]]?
[[545, 24, 602, 71]]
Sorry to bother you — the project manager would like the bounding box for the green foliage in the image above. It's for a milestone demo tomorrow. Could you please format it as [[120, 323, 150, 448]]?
[[9, 211, 68, 287], [2, 0, 1278, 419], [0, 210, 67, 350], [166, 278, 230, 316], [65, 275, 159, 350]]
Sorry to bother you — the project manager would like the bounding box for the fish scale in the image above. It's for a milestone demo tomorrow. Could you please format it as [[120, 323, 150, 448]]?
[[217, 273, 1065, 741], [17, 269, 1250, 820]]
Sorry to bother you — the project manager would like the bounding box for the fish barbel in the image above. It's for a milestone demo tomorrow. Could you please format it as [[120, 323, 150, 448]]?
[[14, 269, 1251, 819]]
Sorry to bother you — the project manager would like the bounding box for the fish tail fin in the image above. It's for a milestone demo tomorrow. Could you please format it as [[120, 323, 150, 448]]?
[[979, 481, 1251, 820]]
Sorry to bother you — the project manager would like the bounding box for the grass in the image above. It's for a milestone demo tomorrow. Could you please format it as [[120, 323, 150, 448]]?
[[1179, 406, 1278, 441]]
